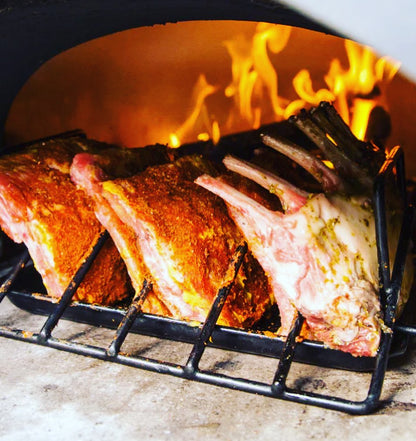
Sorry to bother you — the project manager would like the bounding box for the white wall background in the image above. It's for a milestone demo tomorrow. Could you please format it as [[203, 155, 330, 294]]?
[[281, 0, 416, 82]]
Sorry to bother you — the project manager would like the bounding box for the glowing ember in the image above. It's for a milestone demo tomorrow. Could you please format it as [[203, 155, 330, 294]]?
[[322, 160, 335, 170]]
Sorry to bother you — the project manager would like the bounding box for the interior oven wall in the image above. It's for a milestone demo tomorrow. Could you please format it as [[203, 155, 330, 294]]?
[[0, 0, 337, 143], [4, 22, 348, 148]]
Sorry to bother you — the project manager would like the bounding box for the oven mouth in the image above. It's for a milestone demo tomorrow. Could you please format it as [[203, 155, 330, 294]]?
[[1, 2, 416, 416]]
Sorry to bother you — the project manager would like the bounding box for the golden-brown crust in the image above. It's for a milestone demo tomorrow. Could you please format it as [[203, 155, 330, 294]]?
[[0, 138, 131, 305], [103, 157, 272, 327]]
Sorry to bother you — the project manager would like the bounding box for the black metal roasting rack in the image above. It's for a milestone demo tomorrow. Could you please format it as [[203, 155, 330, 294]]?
[[0, 139, 414, 415]]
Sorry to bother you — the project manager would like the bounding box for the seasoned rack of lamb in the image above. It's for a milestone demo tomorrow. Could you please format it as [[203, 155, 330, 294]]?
[[0, 104, 414, 414], [70, 152, 273, 327], [0, 135, 131, 305], [0, 103, 412, 359], [0, 132, 273, 327], [196, 102, 413, 356]]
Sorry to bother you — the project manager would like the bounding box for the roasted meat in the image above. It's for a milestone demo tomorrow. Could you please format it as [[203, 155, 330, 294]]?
[[196, 103, 412, 356], [0, 135, 131, 305], [71, 153, 272, 327], [70, 144, 173, 315]]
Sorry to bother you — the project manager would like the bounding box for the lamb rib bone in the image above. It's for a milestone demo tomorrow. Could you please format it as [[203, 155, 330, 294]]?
[[289, 102, 385, 194], [261, 134, 344, 193]]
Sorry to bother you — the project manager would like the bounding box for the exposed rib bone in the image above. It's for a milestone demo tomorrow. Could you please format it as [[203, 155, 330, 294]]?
[[290, 103, 385, 193], [312, 102, 363, 158], [291, 111, 352, 173], [195, 174, 298, 334], [223, 155, 308, 213], [261, 134, 344, 193]]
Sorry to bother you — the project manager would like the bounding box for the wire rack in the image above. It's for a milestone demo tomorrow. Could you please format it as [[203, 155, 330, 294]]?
[[0, 145, 414, 415]]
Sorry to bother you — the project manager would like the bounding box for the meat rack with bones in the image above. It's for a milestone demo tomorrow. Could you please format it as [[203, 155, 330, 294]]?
[[0, 101, 414, 414]]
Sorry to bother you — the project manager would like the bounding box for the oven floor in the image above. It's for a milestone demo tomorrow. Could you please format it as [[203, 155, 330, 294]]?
[[1, 296, 416, 440]]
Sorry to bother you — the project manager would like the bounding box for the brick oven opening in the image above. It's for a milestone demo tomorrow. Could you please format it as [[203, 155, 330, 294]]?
[[1, 16, 415, 414]]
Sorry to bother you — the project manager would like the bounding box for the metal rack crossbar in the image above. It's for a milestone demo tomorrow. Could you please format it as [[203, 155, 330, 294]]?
[[0, 146, 414, 415]]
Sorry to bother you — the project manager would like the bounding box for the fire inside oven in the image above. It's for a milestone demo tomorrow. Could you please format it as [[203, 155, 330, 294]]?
[[0, 11, 415, 415], [5, 21, 416, 157]]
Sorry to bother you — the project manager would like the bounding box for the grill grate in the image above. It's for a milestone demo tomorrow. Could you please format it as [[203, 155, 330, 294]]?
[[0, 145, 414, 415]]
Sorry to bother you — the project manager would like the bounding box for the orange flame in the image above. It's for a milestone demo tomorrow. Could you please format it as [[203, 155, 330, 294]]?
[[169, 25, 400, 147], [292, 69, 335, 106], [169, 74, 218, 147], [223, 23, 291, 127], [320, 40, 400, 139]]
